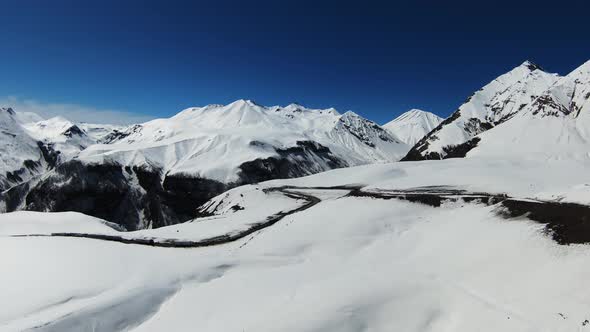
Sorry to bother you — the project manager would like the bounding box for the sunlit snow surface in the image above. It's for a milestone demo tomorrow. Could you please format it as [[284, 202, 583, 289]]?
[[383, 109, 442, 146], [78, 100, 409, 183], [3, 158, 590, 331]]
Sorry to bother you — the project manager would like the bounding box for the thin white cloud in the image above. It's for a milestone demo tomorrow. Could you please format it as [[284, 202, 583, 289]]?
[[0, 96, 156, 125]]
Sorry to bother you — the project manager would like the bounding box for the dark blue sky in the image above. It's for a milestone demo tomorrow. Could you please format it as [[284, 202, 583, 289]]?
[[1, 0, 589, 124]]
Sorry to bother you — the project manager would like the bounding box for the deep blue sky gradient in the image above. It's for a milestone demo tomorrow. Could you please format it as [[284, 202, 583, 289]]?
[[1, 0, 590, 123]]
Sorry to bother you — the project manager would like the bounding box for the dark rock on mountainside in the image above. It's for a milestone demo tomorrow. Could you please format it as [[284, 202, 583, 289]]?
[[62, 125, 85, 138], [0, 142, 59, 192], [23, 161, 226, 230], [25, 162, 143, 230], [99, 124, 143, 144], [400, 111, 462, 161], [8, 141, 348, 230], [401, 137, 481, 161], [442, 137, 482, 159], [237, 141, 347, 183], [37, 141, 60, 168]]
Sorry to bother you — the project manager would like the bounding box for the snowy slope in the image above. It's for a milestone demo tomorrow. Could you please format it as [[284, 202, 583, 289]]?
[[5, 157, 590, 331], [2, 100, 410, 229], [402, 61, 560, 160], [0, 110, 125, 205], [6, 59, 590, 332], [78, 122, 125, 142], [22, 117, 96, 160], [79, 99, 409, 183], [462, 60, 590, 159], [383, 109, 442, 145], [14, 110, 44, 124], [0, 108, 46, 190]]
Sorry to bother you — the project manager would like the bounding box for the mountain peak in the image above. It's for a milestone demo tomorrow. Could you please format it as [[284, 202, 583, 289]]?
[[230, 99, 260, 107], [282, 103, 307, 112], [383, 109, 443, 146], [342, 110, 361, 118], [286, 102, 304, 108], [386, 109, 441, 124], [520, 60, 543, 72], [395, 109, 434, 121], [1, 107, 16, 116]]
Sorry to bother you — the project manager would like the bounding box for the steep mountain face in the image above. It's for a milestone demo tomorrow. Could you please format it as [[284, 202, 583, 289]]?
[[0, 112, 126, 211], [467, 60, 590, 158], [22, 117, 96, 161], [383, 109, 442, 145], [402, 61, 560, 160], [78, 100, 408, 182], [0, 108, 49, 192], [5, 100, 410, 229]]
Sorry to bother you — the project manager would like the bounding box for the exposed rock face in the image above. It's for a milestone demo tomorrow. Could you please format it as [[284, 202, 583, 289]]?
[[237, 141, 348, 183], [2, 100, 407, 230], [0, 121, 50, 190], [401, 60, 590, 161], [23, 161, 228, 230], [10, 140, 348, 230], [402, 61, 559, 161]]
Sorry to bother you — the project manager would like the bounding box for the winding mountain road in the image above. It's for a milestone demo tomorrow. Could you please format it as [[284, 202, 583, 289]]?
[[10, 185, 590, 246], [10, 187, 323, 248]]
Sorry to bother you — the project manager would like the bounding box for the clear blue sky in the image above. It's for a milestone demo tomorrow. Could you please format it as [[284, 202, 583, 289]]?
[[1, 0, 589, 124]]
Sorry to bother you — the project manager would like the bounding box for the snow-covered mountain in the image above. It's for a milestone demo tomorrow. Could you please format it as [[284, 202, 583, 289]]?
[[80, 100, 408, 183], [402, 61, 560, 160], [399, 59, 590, 161], [0, 112, 127, 213], [14, 110, 44, 124], [8, 56, 590, 230], [6, 157, 590, 331], [466, 60, 590, 159], [3, 100, 410, 229], [0, 107, 48, 190], [22, 116, 96, 161], [383, 109, 442, 145], [7, 61, 590, 332]]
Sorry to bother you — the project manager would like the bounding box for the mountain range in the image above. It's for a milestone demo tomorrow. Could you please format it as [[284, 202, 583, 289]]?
[[0, 100, 415, 229], [5, 59, 590, 331], [3, 59, 590, 230], [401, 60, 590, 160]]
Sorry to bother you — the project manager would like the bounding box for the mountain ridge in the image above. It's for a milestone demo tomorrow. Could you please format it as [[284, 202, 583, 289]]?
[[1, 100, 412, 229], [402, 60, 561, 161]]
